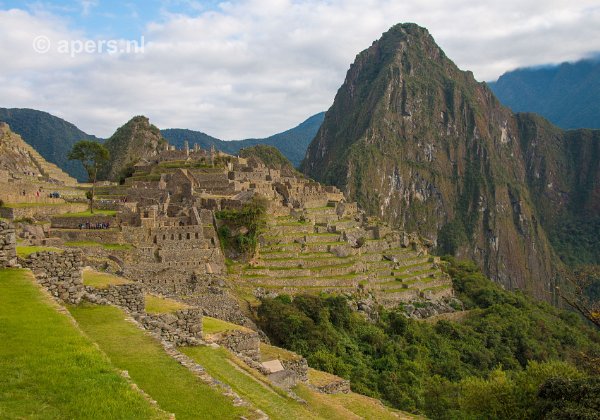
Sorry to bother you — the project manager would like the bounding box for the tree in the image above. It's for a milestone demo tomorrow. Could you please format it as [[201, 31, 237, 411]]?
[[557, 265, 600, 330], [68, 141, 110, 214]]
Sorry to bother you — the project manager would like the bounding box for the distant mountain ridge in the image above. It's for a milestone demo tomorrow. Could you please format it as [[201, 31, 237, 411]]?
[[489, 58, 600, 129], [161, 112, 325, 167], [0, 108, 101, 181], [0, 108, 324, 180]]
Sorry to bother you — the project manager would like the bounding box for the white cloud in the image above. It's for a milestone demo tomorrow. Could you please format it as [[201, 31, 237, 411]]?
[[0, 0, 599, 139]]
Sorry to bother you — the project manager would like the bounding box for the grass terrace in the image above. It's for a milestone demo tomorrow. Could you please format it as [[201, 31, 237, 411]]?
[[202, 316, 252, 335], [82, 269, 132, 289], [69, 304, 250, 419], [65, 241, 133, 250], [145, 294, 190, 314], [0, 269, 167, 419], [16, 245, 62, 258], [259, 343, 301, 362], [59, 210, 118, 217]]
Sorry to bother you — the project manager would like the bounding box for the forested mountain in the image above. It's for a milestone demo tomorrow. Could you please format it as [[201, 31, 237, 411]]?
[[489, 58, 600, 129], [301, 23, 600, 298], [0, 108, 101, 181], [162, 112, 325, 167]]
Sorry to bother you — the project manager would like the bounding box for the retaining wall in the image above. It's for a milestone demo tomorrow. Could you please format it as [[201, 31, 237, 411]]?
[[0, 220, 17, 267], [23, 250, 84, 304]]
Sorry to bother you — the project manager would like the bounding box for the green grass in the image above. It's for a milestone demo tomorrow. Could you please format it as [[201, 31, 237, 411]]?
[[182, 346, 327, 419], [2, 202, 71, 208], [58, 210, 118, 217], [64, 241, 133, 250], [0, 268, 167, 419], [82, 270, 131, 289], [16, 245, 62, 258], [294, 384, 406, 420], [68, 304, 250, 420], [259, 343, 300, 362], [202, 316, 251, 335], [145, 294, 190, 314]]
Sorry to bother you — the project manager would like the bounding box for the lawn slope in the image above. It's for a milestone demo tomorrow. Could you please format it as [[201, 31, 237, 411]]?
[[0, 268, 166, 419]]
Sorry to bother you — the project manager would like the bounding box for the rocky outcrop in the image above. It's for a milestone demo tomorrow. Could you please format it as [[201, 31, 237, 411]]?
[[100, 116, 169, 182], [301, 23, 596, 300]]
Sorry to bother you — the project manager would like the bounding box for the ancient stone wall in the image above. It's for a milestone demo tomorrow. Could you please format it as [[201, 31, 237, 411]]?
[[49, 228, 125, 244], [0, 203, 88, 221], [86, 283, 145, 313], [281, 358, 309, 382], [134, 309, 203, 346], [23, 250, 84, 304], [0, 220, 17, 267], [214, 330, 261, 361], [51, 215, 117, 229]]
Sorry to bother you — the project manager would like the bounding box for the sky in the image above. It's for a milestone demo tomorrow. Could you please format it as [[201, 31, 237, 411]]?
[[0, 0, 599, 139]]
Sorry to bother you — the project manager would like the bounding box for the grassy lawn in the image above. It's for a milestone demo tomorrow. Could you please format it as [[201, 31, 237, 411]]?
[[59, 210, 118, 217], [2, 202, 70, 208], [202, 316, 252, 335], [145, 294, 190, 314], [16, 245, 62, 258], [65, 241, 133, 250], [260, 343, 301, 362], [182, 346, 320, 419], [69, 304, 248, 420], [294, 384, 407, 419], [82, 270, 131, 289], [0, 268, 167, 419]]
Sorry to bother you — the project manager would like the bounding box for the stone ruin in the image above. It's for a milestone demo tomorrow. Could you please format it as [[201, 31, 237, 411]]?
[[0, 220, 17, 268]]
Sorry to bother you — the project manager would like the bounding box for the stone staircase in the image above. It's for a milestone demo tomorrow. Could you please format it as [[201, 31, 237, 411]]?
[[236, 206, 453, 307]]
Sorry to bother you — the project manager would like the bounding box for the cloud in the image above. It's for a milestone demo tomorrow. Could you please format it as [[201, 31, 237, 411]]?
[[80, 0, 98, 16], [0, 0, 599, 139]]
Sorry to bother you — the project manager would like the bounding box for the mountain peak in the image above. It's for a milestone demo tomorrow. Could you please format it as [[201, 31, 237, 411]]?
[[100, 116, 169, 181]]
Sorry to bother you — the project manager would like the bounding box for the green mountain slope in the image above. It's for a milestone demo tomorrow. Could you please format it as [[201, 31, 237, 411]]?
[[489, 58, 600, 129], [99, 116, 169, 182], [0, 108, 101, 181], [301, 23, 600, 297], [162, 112, 325, 167]]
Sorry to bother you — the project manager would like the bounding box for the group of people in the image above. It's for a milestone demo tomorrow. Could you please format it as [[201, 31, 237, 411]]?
[[78, 221, 110, 230]]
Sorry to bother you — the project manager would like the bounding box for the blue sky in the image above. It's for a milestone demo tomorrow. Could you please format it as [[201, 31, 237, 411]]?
[[1, 1, 223, 38], [1, 0, 599, 138]]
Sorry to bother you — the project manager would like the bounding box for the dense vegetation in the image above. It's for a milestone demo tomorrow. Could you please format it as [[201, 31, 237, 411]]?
[[489, 58, 600, 129], [257, 258, 600, 418], [216, 196, 268, 257], [0, 108, 101, 181], [162, 112, 325, 167]]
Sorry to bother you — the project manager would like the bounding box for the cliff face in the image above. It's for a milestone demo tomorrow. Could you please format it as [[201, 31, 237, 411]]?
[[101, 116, 168, 181], [302, 23, 599, 299]]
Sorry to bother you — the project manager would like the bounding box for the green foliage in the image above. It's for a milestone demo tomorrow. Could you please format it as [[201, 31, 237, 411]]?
[[257, 259, 600, 417], [239, 145, 300, 177], [0, 108, 101, 181], [537, 377, 600, 418], [550, 214, 600, 266], [437, 220, 467, 255], [67, 140, 110, 183], [216, 196, 268, 256]]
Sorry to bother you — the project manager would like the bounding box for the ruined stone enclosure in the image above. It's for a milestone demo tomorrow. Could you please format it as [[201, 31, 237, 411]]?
[[43, 144, 452, 310]]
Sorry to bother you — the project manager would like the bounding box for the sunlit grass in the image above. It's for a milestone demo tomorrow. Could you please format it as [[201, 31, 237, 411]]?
[[0, 268, 167, 419], [145, 294, 190, 314], [82, 269, 131, 289]]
